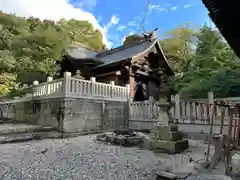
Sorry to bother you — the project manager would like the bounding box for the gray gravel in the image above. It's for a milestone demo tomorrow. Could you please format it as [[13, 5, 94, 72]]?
[[0, 135, 232, 180]]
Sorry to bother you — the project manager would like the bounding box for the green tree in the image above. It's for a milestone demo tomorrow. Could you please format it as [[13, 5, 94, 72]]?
[[170, 25, 240, 98], [0, 11, 105, 96], [123, 35, 145, 46], [160, 25, 196, 72]]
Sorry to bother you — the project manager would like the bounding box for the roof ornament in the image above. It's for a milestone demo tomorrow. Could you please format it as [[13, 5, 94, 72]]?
[[143, 27, 158, 41], [140, 0, 151, 33]]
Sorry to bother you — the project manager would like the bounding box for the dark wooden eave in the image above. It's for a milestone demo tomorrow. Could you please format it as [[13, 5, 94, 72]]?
[[202, 0, 240, 57], [91, 59, 131, 76]]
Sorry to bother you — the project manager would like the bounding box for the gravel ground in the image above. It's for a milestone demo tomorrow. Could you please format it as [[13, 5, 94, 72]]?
[[0, 135, 232, 180]]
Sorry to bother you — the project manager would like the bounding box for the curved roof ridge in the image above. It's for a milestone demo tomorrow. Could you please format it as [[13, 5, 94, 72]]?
[[69, 42, 99, 53], [96, 39, 148, 57]]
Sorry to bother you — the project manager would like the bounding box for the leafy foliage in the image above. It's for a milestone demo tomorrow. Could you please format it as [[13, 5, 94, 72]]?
[[165, 25, 240, 98], [160, 25, 196, 72], [0, 11, 105, 96], [123, 35, 145, 46]]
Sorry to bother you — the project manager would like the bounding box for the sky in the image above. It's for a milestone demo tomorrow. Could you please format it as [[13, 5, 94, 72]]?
[[0, 0, 211, 48]]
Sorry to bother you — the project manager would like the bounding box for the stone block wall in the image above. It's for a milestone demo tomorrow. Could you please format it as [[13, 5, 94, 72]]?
[[63, 98, 128, 133], [0, 97, 128, 133], [1, 98, 63, 129]]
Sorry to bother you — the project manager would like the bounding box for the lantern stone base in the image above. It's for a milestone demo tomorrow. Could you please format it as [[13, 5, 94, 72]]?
[[149, 125, 189, 154], [150, 139, 189, 154]]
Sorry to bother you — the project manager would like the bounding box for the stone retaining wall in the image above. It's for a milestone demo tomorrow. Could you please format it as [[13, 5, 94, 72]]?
[[0, 98, 128, 133]]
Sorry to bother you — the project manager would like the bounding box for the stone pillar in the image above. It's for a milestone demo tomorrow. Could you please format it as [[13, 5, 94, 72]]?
[[125, 84, 131, 128], [192, 102, 196, 123], [186, 102, 191, 123], [63, 71, 71, 97], [110, 81, 115, 98], [90, 77, 96, 96], [47, 76, 53, 95], [125, 84, 130, 99], [32, 80, 39, 96], [196, 103, 201, 123], [203, 103, 208, 123], [175, 94, 181, 123]]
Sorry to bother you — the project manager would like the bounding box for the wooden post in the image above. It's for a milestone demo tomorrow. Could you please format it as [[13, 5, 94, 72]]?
[[234, 107, 238, 146], [225, 104, 234, 174], [237, 105, 240, 147], [205, 92, 214, 165], [227, 105, 234, 143], [220, 101, 225, 134]]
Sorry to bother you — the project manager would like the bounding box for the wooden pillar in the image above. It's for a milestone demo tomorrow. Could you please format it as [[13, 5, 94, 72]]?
[[129, 76, 135, 99]]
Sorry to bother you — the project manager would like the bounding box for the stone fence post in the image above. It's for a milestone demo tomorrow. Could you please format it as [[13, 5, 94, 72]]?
[[90, 77, 96, 96], [174, 94, 181, 123], [47, 76, 53, 95], [125, 84, 130, 99], [125, 84, 131, 128], [63, 72, 71, 97], [32, 80, 39, 96], [110, 81, 115, 98]]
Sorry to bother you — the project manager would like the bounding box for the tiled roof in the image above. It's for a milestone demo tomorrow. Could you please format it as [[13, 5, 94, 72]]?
[[65, 31, 173, 73], [67, 45, 98, 60], [95, 39, 157, 67], [67, 32, 158, 64]]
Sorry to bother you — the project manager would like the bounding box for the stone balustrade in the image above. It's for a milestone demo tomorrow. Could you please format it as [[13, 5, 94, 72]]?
[[21, 71, 130, 101]]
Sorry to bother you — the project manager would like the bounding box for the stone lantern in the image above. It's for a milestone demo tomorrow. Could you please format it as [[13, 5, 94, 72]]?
[[149, 68, 189, 154]]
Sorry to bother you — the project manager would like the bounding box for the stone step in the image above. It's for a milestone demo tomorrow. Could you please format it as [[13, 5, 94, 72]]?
[[0, 130, 62, 144], [0, 126, 57, 136]]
